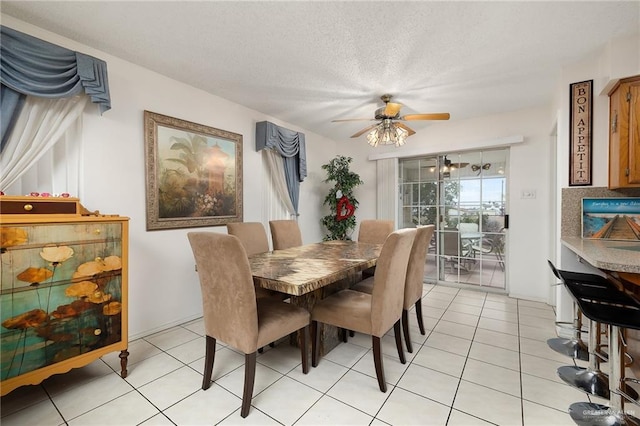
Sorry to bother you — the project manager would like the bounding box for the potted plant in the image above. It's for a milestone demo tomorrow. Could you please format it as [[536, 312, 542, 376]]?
[[321, 155, 363, 240]]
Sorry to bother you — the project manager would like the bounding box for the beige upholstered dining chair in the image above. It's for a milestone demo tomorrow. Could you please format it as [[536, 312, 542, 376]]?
[[227, 222, 270, 255], [227, 222, 279, 301], [357, 219, 394, 244], [310, 228, 416, 392], [269, 220, 303, 250], [358, 219, 394, 278], [353, 225, 435, 353], [187, 232, 310, 418]]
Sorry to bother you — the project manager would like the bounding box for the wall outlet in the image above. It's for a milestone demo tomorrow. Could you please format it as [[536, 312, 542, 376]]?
[[521, 189, 536, 199]]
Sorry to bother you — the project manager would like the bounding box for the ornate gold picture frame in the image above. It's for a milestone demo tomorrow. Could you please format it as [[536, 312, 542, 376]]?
[[143, 111, 243, 230]]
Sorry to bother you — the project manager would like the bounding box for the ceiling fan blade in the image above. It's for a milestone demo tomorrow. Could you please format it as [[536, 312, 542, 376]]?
[[401, 113, 450, 121], [332, 118, 375, 122], [350, 124, 378, 138], [383, 102, 402, 117], [394, 122, 416, 136]]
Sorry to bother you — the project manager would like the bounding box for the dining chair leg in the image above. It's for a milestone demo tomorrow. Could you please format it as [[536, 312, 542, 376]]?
[[415, 300, 426, 335], [372, 336, 387, 392], [311, 321, 320, 367], [341, 328, 348, 343], [241, 352, 257, 418], [202, 335, 216, 390], [402, 309, 413, 353], [300, 326, 309, 374], [394, 320, 406, 364]]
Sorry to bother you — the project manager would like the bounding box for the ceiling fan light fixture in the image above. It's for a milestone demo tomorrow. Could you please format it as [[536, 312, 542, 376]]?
[[366, 121, 408, 147]]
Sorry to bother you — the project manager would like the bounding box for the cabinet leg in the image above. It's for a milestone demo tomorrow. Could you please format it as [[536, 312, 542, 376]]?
[[119, 349, 129, 378]]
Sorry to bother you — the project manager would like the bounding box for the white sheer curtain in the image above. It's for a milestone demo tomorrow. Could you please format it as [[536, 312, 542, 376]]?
[[263, 149, 296, 217], [0, 95, 88, 192]]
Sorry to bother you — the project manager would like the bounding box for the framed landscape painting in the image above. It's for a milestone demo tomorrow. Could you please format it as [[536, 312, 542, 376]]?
[[144, 111, 243, 230], [582, 198, 640, 240]]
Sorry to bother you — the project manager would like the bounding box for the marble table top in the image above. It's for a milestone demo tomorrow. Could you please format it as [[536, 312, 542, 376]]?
[[561, 236, 640, 274], [249, 240, 382, 296]]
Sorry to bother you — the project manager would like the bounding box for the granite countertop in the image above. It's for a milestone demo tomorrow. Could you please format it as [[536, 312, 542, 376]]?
[[561, 236, 640, 273]]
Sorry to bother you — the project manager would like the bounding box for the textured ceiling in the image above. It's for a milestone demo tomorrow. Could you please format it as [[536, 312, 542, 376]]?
[[2, 1, 639, 143]]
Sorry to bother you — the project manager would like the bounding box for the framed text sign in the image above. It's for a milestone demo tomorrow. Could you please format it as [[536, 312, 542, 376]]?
[[569, 80, 593, 186]]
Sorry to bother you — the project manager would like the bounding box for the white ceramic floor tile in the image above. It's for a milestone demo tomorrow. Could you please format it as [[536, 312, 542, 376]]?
[[327, 369, 393, 415], [144, 326, 201, 351], [453, 295, 486, 307], [424, 331, 472, 356], [518, 299, 553, 310], [217, 407, 281, 425], [461, 358, 521, 397], [520, 353, 567, 384], [288, 358, 347, 393], [323, 341, 368, 368], [42, 359, 114, 396], [352, 349, 411, 385], [447, 409, 495, 425], [101, 338, 162, 372], [453, 380, 523, 425], [480, 307, 519, 323], [216, 362, 283, 399], [396, 364, 459, 406], [521, 373, 588, 412], [447, 302, 483, 316], [189, 346, 245, 383], [433, 320, 476, 340], [522, 400, 575, 425], [124, 352, 184, 388], [473, 328, 519, 351], [138, 413, 175, 426], [468, 341, 520, 372], [0, 398, 64, 426], [50, 371, 134, 420], [376, 386, 451, 425], [181, 317, 205, 336], [477, 316, 519, 335], [257, 342, 304, 374], [483, 299, 518, 312], [165, 336, 206, 365], [67, 390, 160, 425], [162, 384, 241, 425], [345, 331, 373, 348], [0, 384, 50, 417], [520, 336, 572, 363], [252, 376, 322, 425], [137, 366, 202, 410], [518, 305, 555, 320], [520, 323, 557, 342], [412, 345, 467, 378], [295, 395, 373, 425], [441, 310, 480, 327]]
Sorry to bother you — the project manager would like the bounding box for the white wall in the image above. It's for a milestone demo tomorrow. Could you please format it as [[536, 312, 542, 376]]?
[[2, 16, 338, 339], [339, 106, 555, 302]]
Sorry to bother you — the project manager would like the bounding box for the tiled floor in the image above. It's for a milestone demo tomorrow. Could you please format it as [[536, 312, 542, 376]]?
[[1, 284, 608, 425]]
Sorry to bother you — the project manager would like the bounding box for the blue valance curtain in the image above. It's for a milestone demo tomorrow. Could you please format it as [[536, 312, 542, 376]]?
[[0, 25, 111, 150], [256, 121, 307, 214]]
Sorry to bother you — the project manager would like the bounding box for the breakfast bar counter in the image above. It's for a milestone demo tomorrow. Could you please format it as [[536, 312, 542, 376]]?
[[561, 236, 640, 274]]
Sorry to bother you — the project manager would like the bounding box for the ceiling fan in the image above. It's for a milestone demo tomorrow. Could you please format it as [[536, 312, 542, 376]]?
[[332, 94, 450, 146]]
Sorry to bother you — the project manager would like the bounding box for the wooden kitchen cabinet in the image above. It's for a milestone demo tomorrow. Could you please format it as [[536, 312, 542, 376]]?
[[609, 74, 640, 189], [0, 196, 129, 395]]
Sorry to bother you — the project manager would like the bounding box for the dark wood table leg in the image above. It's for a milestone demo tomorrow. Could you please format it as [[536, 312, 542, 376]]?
[[119, 349, 129, 378]]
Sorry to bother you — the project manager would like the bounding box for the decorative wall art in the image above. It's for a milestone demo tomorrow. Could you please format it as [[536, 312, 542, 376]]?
[[569, 80, 593, 186], [144, 111, 243, 230], [582, 198, 640, 240]]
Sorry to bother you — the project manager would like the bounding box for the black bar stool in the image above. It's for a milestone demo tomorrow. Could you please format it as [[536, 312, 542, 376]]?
[[555, 267, 640, 425], [548, 261, 589, 361]]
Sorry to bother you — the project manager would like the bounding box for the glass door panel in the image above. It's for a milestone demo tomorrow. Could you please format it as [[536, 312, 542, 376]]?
[[399, 149, 507, 290]]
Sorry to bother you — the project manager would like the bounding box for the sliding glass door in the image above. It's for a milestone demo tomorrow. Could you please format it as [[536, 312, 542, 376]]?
[[399, 149, 507, 290]]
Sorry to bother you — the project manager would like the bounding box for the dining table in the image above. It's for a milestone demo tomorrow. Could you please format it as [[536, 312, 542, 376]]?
[[249, 240, 382, 355]]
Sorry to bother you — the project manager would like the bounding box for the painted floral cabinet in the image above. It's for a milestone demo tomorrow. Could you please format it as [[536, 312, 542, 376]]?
[[0, 196, 129, 395]]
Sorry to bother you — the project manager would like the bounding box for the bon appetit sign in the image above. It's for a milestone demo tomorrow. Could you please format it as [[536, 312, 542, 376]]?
[[569, 80, 593, 186]]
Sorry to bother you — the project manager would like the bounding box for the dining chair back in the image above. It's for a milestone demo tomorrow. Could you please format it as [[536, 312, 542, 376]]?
[[227, 222, 270, 255], [187, 232, 310, 418], [402, 225, 435, 352], [311, 228, 416, 392], [358, 219, 394, 244], [269, 219, 303, 250]]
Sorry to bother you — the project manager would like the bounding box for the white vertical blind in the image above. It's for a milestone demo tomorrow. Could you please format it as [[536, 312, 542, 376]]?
[[376, 158, 397, 223]]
